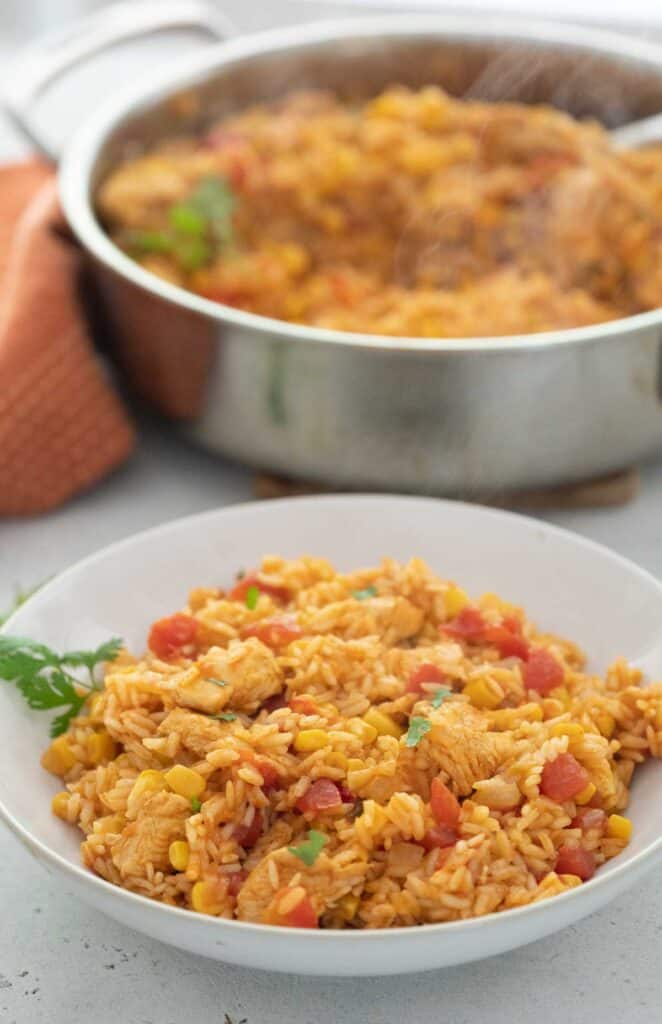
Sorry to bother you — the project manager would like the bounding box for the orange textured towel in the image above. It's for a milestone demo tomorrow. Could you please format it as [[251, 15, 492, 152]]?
[[0, 160, 134, 515]]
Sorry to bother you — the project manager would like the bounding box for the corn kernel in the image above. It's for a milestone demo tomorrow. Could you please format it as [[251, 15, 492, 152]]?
[[86, 730, 117, 765], [362, 708, 403, 738], [294, 729, 330, 753], [93, 813, 125, 834], [339, 894, 360, 920], [607, 814, 633, 842], [463, 679, 501, 710], [325, 751, 348, 770], [51, 791, 70, 819], [575, 783, 596, 805], [347, 758, 364, 772], [596, 712, 615, 738], [347, 718, 378, 744], [87, 692, 103, 718], [191, 879, 224, 915], [550, 722, 585, 740], [130, 769, 166, 803], [445, 585, 469, 618], [164, 765, 206, 800], [41, 736, 77, 776], [550, 686, 571, 710], [169, 840, 190, 871]]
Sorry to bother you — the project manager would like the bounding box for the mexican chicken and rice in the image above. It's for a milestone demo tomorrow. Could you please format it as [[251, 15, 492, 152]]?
[[40, 556, 659, 929], [98, 86, 662, 338]]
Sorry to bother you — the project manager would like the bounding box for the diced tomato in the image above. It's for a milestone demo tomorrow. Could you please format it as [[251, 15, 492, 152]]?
[[407, 663, 447, 694], [524, 648, 565, 695], [283, 892, 318, 928], [555, 845, 596, 880], [441, 609, 529, 660], [227, 870, 248, 898], [262, 693, 288, 714], [570, 807, 607, 832], [229, 572, 290, 604], [481, 624, 530, 661], [296, 778, 342, 814], [540, 753, 590, 802], [440, 607, 486, 640], [241, 751, 281, 789], [256, 759, 281, 790], [289, 695, 317, 715], [148, 613, 198, 659], [241, 618, 303, 647], [233, 809, 263, 848], [430, 778, 461, 829], [337, 783, 354, 804], [420, 825, 458, 850]]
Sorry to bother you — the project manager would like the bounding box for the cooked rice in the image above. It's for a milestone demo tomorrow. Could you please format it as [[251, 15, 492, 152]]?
[[43, 556, 662, 928], [99, 86, 662, 337]]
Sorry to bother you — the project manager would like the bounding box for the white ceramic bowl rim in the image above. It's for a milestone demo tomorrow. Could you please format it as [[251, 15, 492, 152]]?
[[2, 494, 662, 944]]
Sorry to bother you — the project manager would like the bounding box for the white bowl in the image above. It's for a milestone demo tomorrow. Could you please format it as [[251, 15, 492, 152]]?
[[2, 495, 662, 976]]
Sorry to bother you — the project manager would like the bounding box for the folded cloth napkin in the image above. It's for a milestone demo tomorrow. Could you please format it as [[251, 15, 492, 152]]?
[[0, 159, 134, 515]]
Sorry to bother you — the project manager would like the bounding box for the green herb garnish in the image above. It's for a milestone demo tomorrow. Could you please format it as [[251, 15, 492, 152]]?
[[245, 585, 260, 610], [190, 796, 202, 813], [185, 175, 235, 247], [352, 586, 377, 601], [207, 677, 228, 688], [405, 716, 432, 748], [288, 829, 328, 866], [0, 635, 122, 737], [212, 711, 237, 722], [126, 229, 172, 255], [126, 175, 235, 271], [432, 687, 453, 709]]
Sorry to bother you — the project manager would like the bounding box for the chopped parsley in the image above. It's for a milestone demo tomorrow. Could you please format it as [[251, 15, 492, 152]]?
[[405, 716, 432, 748], [126, 174, 235, 271], [432, 687, 453, 709], [288, 829, 327, 866], [352, 586, 377, 601], [207, 677, 228, 687], [0, 634, 122, 737], [212, 711, 237, 722], [190, 796, 202, 813], [245, 585, 260, 610]]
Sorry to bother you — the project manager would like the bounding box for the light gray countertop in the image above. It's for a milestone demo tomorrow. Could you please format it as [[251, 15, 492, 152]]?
[[2, 2, 662, 1021]]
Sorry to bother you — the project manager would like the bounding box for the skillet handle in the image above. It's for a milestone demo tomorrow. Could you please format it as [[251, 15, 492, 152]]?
[[2, 0, 235, 162]]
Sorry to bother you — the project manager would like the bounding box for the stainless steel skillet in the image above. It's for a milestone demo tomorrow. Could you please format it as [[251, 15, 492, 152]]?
[[6, 3, 662, 495]]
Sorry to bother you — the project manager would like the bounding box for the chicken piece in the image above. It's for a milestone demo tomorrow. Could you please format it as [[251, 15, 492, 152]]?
[[303, 596, 423, 646], [111, 790, 190, 877], [424, 702, 512, 795], [157, 707, 229, 757], [236, 844, 368, 923], [199, 638, 283, 713]]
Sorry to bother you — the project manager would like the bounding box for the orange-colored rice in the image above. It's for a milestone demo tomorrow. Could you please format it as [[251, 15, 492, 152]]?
[[43, 556, 662, 928], [99, 86, 662, 337]]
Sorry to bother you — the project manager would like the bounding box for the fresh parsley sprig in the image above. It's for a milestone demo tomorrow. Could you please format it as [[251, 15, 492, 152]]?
[[405, 716, 432, 748], [0, 635, 122, 737], [288, 829, 327, 866], [127, 175, 235, 271]]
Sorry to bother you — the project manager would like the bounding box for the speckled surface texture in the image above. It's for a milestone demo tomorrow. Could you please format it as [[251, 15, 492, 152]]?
[[2, 2, 662, 1020]]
